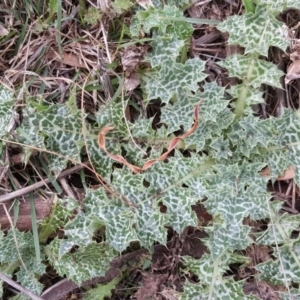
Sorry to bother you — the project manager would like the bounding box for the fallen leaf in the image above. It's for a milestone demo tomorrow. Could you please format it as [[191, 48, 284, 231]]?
[[285, 60, 300, 84], [260, 165, 295, 181], [0, 24, 9, 36]]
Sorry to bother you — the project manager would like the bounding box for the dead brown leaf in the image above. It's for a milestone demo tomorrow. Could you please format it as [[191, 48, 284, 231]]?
[[0, 24, 9, 36], [260, 165, 295, 181], [124, 72, 140, 91], [285, 60, 300, 84], [98, 101, 203, 173], [133, 273, 168, 300]]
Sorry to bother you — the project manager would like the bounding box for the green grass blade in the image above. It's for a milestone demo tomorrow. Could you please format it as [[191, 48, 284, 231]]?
[[29, 192, 41, 262]]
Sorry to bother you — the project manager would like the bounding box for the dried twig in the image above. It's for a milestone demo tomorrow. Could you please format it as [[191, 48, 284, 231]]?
[[98, 49, 114, 101], [0, 162, 89, 203], [0, 272, 44, 300]]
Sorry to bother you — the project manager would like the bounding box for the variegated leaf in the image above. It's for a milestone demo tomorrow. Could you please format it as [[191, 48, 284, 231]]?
[[181, 280, 257, 300], [0, 86, 16, 137], [46, 239, 117, 285], [256, 238, 300, 285], [161, 82, 230, 133], [259, 0, 300, 14], [19, 101, 84, 173], [218, 54, 284, 88], [217, 5, 289, 56], [145, 58, 206, 103], [146, 36, 185, 67], [204, 222, 252, 258], [130, 5, 193, 40]]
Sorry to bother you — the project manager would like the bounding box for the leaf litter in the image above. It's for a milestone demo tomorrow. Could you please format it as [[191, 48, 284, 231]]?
[[0, 0, 300, 299]]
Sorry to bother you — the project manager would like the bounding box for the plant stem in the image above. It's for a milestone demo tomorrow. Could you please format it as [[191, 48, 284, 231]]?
[[242, 0, 256, 13], [234, 55, 256, 119]]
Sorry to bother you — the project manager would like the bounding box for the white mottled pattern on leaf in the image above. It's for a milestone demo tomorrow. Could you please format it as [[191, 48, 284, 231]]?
[[203, 163, 270, 229], [205, 222, 252, 257], [227, 85, 264, 114], [218, 55, 284, 88], [16, 269, 44, 296], [19, 103, 84, 172], [229, 115, 278, 149], [279, 288, 300, 300], [185, 109, 235, 151], [257, 212, 300, 246], [46, 239, 117, 285], [130, 6, 193, 40], [87, 139, 117, 180], [146, 37, 185, 67], [84, 187, 137, 252], [263, 109, 300, 185], [163, 188, 198, 232], [145, 58, 206, 103], [256, 238, 300, 285], [161, 82, 229, 133], [217, 5, 289, 56], [210, 137, 231, 159], [0, 87, 16, 137], [181, 279, 256, 300], [106, 212, 138, 251], [96, 100, 128, 135], [81, 154, 215, 250], [0, 230, 45, 295], [63, 212, 95, 250], [135, 203, 168, 247], [183, 252, 245, 285], [259, 0, 300, 13]]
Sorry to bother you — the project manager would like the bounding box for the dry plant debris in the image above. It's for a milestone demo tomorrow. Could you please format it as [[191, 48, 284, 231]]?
[[1, 0, 300, 299]]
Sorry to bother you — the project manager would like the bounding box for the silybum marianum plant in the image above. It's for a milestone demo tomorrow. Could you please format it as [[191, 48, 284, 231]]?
[[1, 0, 300, 298]]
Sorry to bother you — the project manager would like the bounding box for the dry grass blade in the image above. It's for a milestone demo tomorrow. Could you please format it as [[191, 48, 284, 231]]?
[[0, 272, 43, 300]]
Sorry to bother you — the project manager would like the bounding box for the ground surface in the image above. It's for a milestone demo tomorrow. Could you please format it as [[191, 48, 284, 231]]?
[[1, 1, 300, 299]]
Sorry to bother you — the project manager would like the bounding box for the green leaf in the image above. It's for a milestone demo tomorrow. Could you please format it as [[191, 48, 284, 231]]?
[[205, 222, 252, 257], [0, 230, 45, 295], [256, 238, 300, 285], [48, 0, 58, 15], [81, 154, 213, 251], [262, 109, 300, 185], [112, 0, 133, 14], [130, 5, 193, 40], [151, 0, 190, 8], [217, 5, 289, 56], [15, 268, 44, 296], [182, 253, 254, 299], [96, 100, 128, 134], [259, 0, 300, 14], [185, 109, 235, 152], [46, 239, 117, 285], [39, 197, 77, 243], [229, 115, 277, 150], [84, 277, 122, 300], [84, 187, 138, 251], [0, 86, 16, 138], [279, 288, 300, 300], [203, 163, 270, 224], [61, 211, 97, 254], [146, 36, 185, 67], [256, 211, 300, 246], [19, 101, 84, 172], [145, 58, 206, 103], [227, 85, 265, 113], [181, 280, 256, 300], [183, 252, 247, 285], [218, 54, 285, 88], [161, 82, 229, 133]]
